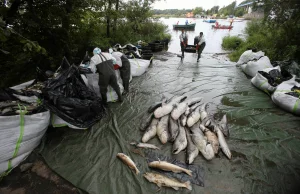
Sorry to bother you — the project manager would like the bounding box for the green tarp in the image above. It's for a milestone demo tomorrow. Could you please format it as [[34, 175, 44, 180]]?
[[41, 53, 300, 194]]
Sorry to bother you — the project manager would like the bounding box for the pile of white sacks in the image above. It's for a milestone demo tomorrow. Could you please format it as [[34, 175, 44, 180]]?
[[237, 50, 300, 116]]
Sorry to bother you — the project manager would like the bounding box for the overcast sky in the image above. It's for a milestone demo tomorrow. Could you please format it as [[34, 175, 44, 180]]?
[[152, 0, 244, 10]]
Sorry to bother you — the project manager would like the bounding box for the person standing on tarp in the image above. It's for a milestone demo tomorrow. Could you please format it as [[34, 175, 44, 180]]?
[[89, 47, 123, 105], [179, 29, 188, 58], [109, 48, 131, 94], [195, 32, 206, 62]]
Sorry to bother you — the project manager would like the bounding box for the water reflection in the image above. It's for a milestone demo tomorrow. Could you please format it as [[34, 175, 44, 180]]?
[[160, 18, 248, 54]]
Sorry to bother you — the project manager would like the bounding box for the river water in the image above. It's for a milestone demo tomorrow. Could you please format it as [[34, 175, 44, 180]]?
[[41, 18, 300, 194], [160, 17, 248, 54]]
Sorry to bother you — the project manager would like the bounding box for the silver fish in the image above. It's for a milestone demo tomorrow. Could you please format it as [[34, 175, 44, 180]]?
[[219, 114, 229, 137], [173, 122, 187, 154], [168, 117, 179, 142], [200, 124, 219, 154], [187, 106, 201, 127], [147, 102, 163, 113], [154, 96, 187, 118], [190, 120, 202, 133], [171, 102, 188, 120], [185, 128, 199, 164], [180, 114, 187, 126], [148, 161, 192, 176], [191, 127, 214, 160], [142, 118, 159, 143], [186, 97, 203, 106], [143, 172, 192, 191], [140, 113, 153, 131], [130, 142, 160, 150], [117, 153, 140, 174], [200, 103, 209, 122], [215, 125, 232, 159], [157, 115, 169, 144]]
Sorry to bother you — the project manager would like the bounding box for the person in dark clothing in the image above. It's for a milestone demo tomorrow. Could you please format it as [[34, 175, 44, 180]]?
[[179, 29, 188, 58], [90, 47, 122, 105], [195, 32, 206, 62], [120, 55, 131, 93]]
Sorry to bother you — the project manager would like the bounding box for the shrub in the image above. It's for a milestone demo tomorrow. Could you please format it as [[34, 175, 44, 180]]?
[[222, 36, 244, 50]]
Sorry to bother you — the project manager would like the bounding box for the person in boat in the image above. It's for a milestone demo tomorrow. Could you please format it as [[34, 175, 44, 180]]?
[[185, 19, 188, 25], [195, 32, 206, 62], [179, 29, 188, 58], [90, 47, 123, 105], [215, 21, 219, 27], [229, 19, 233, 27], [177, 21, 179, 25]]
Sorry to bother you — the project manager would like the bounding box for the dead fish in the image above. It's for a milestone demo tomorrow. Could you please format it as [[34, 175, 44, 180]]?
[[190, 120, 202, 133], [171, 102, 188, 120], [200, 124, 219, 154], [185, 128, 199, 164], [180, 114, 187, 126], [187, 106, 201, 127], [157, 115, 169, 144], [143, 172, 192, 191], [130, 142, 160, 150], [202, 115, 218, 131], [214, 125, 232, 159], [186, 102, 202, 117], [148, 102, 163, 113], [219, 114, 230, 137], [168, 117, 179, 142], [173, 122, 187, 154], [117, 153, 140, 174], [140, 113, 153, 131], [130, 148, 145, 157], [186, 97, 203, 107], [142, 118, 159, 143], [148, 161, 192, 176], [191, 127, 215, 160], [200, 103, 209, 122], [154, 95, 187, 118], [0, 101, 18, 109]]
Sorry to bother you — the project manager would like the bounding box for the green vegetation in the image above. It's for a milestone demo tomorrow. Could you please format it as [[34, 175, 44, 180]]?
[[222, 0, 300, 63], [0, 0, 170, 87], [222, 36, 244, 51]]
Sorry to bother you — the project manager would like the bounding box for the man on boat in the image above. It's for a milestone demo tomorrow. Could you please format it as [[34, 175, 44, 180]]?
[[179, 29, 188, 58], [195, 32, 206, 62]]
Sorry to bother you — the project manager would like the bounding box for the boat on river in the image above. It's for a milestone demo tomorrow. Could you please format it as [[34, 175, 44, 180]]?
[[212, 25, 233, 30], [173, 23, 196, 30], [203, 19, 216, 23]]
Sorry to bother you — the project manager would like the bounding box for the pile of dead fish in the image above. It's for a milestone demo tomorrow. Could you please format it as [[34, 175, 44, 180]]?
[[140, 96, 231, 164]]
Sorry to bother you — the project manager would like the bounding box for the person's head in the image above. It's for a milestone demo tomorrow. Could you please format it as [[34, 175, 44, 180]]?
[[181, 29, 184, 34], [200, 32, 203, 37], [93, 47, 101, 55]]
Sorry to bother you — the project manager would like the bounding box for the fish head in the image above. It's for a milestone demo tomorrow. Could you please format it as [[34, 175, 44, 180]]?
[[187, 151, 198, 164], [143, 172, 155, 181]]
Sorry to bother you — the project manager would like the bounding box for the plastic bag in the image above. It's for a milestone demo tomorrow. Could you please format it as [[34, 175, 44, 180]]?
[[237, 50, 265, 65], [129, 58, 151, 77], [85, 70, 124, 102], [51, 113, 86, 130], [251, 66, 293, 93], [241, 56, 273, 77], [0, 110, 50, 174], [43, 65, 105, 128], [271, 78, 300, 115]]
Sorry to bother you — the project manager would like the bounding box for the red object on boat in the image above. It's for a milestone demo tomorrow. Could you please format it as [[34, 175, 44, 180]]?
[[212, 25, 233, 29]]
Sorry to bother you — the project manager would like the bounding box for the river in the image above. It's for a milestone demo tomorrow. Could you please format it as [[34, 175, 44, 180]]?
[[160, 17, 248, 54]]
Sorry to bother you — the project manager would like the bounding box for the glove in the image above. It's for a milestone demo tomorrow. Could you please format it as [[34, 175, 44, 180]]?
[[113, 64, 120, 70]]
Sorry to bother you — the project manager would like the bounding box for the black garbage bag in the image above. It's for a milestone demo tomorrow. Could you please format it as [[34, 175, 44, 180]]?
[[145, 150, 205, 187], [42, 65, 105, 128], [258, 69, 293, 87], [272, 60, 300, 78]]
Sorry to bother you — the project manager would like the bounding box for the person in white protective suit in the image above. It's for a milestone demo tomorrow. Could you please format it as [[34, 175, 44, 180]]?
[[89, 47, 122, 105]]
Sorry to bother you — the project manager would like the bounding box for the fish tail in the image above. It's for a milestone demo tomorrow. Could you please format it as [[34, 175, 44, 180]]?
[[185, 169, 193, 177], [135, 168, 140, 175], [184, 181, 192, 190]]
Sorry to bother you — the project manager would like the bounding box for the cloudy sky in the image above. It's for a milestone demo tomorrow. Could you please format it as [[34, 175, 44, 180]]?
[[152, 0, 244, 10]]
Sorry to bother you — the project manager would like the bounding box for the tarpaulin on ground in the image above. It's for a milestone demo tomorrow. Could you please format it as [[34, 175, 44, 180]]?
[[42, 65, 105, 128], [40, 53, 300, 194]]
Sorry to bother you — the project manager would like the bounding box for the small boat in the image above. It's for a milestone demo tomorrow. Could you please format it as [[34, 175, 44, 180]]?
[[203, 19, 216, 23], [212, 25, 233, 29], [173, 23, 196, 30], [184, 45, 197, 53]]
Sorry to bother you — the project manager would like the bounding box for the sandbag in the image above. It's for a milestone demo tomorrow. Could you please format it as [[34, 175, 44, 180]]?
[[0, 110, 50, 174], [241, 56, 273, 77], [51, 113, 86, 130], [237, 50, 265, 65], [271, 78, 300, 115], [85, 70, 124, 102], [129, 58, 151, 77], [251, 66, 293, 93]]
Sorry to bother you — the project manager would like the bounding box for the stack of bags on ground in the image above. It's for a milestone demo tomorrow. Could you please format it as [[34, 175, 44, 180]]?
[[0, 83, 50, 175], [140, 96, 231, 164], [237, 50, 300, 115]]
